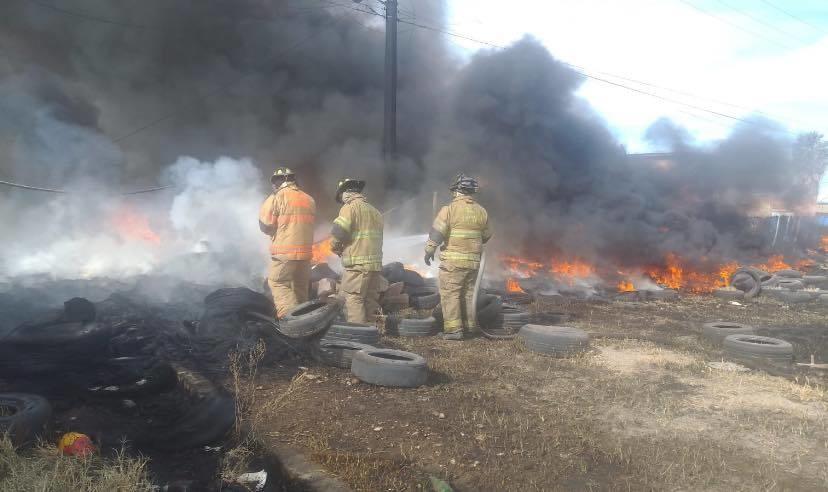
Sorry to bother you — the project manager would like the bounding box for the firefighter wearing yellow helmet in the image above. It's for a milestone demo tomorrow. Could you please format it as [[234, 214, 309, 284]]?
[[425, 174, 492, 340], [259, 166, 316, 318], [330, 178, 384, 323]]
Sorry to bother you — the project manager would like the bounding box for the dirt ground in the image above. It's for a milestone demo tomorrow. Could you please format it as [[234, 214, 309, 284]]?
[[246, 295, 828, 491]]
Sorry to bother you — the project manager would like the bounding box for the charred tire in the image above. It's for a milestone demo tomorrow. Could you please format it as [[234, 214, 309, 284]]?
[[1, 322, 112, 374], [351, 349, 428, 387], [477, 294, 503, 326], [398, 317, 439, 337], [643, 289, 679, 301], [502, 305, 530, 330], [702, 322, 755, 345], [518, 325, 590, 357], [503, 292, 534, 305], [0, 394, 51, 446], [402, 269, 425, 287], [803, 275, 828, 287], [731, 267, 770, 299], [321, 322, 380, 345], [382, 293, 410, 310], [279, 300, 342, 338], [87, 359, 178, 397], [723, 335, 793, 365], [204, 288, 274, 317], [382, 262, 405, 284], [480, 314, 515, 340], [409, 291, 441, 310], [312, 341, 373, 369], [774, 279, 805, 291], [713, 289, 745, 301]]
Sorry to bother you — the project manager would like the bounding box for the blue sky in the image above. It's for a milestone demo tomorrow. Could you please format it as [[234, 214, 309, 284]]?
[[447, 0, 828, 152]]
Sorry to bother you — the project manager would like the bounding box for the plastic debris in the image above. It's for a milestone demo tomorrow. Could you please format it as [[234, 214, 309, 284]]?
[[237, 470, 267, 491], [58, 432, 96, 456]]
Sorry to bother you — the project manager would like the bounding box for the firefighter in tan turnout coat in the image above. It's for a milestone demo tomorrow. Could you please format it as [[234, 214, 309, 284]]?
[[330, 178, 384, 323], [259, 167, 316, 318], [425, 174, 492, 340]]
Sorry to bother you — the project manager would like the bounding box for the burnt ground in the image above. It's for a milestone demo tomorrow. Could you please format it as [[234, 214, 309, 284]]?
[[246, 295, 828, 491]]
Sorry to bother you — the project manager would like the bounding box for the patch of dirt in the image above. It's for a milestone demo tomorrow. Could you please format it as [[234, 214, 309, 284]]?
[[244, 295, 828, 491]]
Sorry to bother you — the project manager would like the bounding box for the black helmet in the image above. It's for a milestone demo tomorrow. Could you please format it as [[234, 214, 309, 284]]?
[[449, 173, 479, 194], [336, 178, 366, 204], [271, 166, 295, 184]]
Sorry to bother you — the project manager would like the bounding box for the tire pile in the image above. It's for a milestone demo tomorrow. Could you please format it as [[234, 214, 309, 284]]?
[[722, 267, 828, 304]]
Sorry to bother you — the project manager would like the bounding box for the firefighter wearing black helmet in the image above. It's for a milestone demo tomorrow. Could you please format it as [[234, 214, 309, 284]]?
[[424, 174, 492, 340], [258, 166, 316, 318], [330, 178, 384, 323]]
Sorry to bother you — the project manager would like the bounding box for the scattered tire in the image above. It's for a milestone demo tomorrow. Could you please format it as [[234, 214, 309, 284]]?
[[730, 267, 771, 299], [278, 299, 342, 338], [775, 269, 803, 279], [777, 290, 816, 304], [0, 322, 112, 374], [531, 311, 573, 324], [477, 294, 503, 326], [713, 288, 744, 301], [409, 291, 440, 310], [723, 335, 793, 365], [803, 275, 828, 287], [398, 317, 439, 337], [702, 322, 755, 345], [775, 279, 805, 290], [0, 393, 51, 446], [518, 325, 590, 357], [502, 305, 530, 331], [351, 349, 428, 387], [321, 322, 380, 345], [312, 340, 373, 369]]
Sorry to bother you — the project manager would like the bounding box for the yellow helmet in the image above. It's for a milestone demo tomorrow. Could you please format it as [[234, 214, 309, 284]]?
[[271, 167, 295, 183], [336, 178, 366, 204]]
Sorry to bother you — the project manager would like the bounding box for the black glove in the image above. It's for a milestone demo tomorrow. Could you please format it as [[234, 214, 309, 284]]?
[[424, 250, 434, 266]]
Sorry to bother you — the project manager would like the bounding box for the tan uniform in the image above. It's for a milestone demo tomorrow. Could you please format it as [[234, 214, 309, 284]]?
[[426, 195, 492, 333], [331, 193, 383, 323], [259, 183, 316, 318]]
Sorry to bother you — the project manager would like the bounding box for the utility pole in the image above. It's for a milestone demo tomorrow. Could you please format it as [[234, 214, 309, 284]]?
[[382, 0, 398, 160]]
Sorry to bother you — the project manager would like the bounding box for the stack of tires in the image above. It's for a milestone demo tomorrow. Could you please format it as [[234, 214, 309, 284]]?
[[380, 263, 440, 312]]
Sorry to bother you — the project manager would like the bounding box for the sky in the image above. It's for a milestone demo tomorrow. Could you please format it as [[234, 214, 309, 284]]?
[[445, 0, 828, 153]]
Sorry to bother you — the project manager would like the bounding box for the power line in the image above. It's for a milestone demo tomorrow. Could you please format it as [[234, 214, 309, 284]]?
[[758, 0, 827, 35], [675, 0, 796, 50], [0, 179, 173, 195], [711, 0, 811, 44]]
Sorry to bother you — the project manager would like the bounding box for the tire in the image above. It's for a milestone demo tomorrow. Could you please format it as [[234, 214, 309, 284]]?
[[204, 288, 274, 317], [410, 291, 440, 310], [643, 289, 679, 301], [702, 322, 755, 345], [713, 288, 744, 301], [402, 269, 425, 287], [382, 293, 409, 310], [87, 359, 178, 397], [480, 314, 514, 339], [503, 292, 533, 305], [382, 262, 405, 284], [477, 294, 502, 325], [398, 317, 439, 337], [531, 311, 573, 324], [351, 349, 428, 387], [311, 263, 340, 282], [723, 335, 793, 365], [321, 322, 380, 345], [777, 290, 816, 304], [502, 305, 530, 330], [803, 276, 828, 287], [775, 279, 804, 291], [0, 322, 112, 375], [385, 282, 405, 298], [0, 393, 51, 446], [775, 269, 803, 279], [278, 299, 342, 338], [518, 325, 590, 357], [312, 341, 373, 369], [731, 267, 770, 299]]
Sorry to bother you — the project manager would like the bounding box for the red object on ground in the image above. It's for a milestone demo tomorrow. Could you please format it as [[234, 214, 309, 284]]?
[[58, 432, 96, 457]]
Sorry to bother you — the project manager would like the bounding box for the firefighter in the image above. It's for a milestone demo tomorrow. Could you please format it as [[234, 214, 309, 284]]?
[[424, 174, 492, 340], [259, 167, 316, 318], [330, 178, 384, 323]]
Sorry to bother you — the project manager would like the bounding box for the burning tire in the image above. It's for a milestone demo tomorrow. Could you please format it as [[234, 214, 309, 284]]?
[[311, 340, 373, 369], [351, 349, 428, 387], [702, 322, 755, 345], [0, 393, 51, 446], [518, 325, 590, 357], [730, 267, 771, 299], [398, 317, 439, 337], [321, 322, 380, 345], [278, 299, 342, 338], [723, 335, 793, 365]]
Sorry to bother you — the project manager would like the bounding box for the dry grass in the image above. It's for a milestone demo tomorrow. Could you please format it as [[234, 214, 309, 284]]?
[[0, 436, 152, 492]]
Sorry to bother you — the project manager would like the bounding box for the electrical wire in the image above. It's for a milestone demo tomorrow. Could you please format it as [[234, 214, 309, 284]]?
[[758, 0, 827, 35], [711, 0, 812, 44], [0, 179, 174, 195], [675, 0, 796, 50]]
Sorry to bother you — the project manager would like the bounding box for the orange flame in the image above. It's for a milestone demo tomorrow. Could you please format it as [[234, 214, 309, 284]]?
[[312, 238, 333, 264], [753, 254, 790, 272], [617, 280, 635, 292], [550, 258, 595, 280], [645, 254, 736, 293], [112, 207, 160, 244], [506, 278, 526, 293]]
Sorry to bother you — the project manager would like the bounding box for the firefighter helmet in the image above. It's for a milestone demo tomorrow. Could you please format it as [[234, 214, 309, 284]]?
[[449, 173, 479, 194], [336, 178, 366, 204], [271, 167, 295, 183]]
